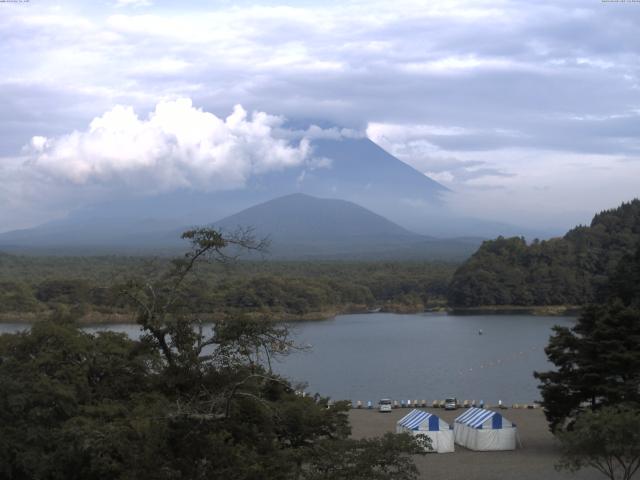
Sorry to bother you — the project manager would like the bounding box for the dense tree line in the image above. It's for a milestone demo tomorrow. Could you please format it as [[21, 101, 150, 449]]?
[[0, 257, 454, 321], [535, 245, 640, 430], [0, 229, 427, 480], [535, 243, 640, 479], [448, 199, 640, 307]]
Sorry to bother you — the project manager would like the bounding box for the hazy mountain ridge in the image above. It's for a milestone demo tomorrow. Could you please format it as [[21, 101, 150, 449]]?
[[213, 193, 482, 260], [0, 192, 482, 260], [0, 137, 541, 255], [215, 193, 419, 242]]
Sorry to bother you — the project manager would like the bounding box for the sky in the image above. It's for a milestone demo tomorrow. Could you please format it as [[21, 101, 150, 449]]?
[[1, 0, 640, 233]]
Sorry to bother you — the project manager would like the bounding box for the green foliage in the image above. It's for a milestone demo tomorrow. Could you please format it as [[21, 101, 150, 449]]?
[[534, 301, 640, 431], [0, 228, 426, 479], [556, 405, 640, 480], [0, 255, 455, 321], [607, 245, 640, 307], [449, 199, 640, 307], [536, 240, 640, 479], [0, 281, 39, 312], [302, 433, 428, 480], [535, 242, 640, 431], [0, 319, 159, 480]]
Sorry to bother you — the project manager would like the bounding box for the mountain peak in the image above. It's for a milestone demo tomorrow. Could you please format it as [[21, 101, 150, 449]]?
[[215, 193, 416, 242], [211, 193, 480, 260]]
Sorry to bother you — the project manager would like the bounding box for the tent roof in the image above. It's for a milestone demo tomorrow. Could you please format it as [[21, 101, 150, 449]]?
[[455, 408, 507, 429], [397, 409, 442, 430]]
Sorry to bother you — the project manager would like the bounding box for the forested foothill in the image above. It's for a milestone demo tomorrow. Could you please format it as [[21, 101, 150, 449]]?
[[0, 255, 453, 323], [448, 199, 640, 307]]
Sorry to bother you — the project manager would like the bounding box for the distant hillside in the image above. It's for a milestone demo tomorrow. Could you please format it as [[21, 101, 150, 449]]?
[[0, 192, 482, 260], [0, 217, 183, 255], [0, 136, 545, 245], [215, 193, 481, 260], [215, 192, 416, 242], [448, 199, 640, 307]]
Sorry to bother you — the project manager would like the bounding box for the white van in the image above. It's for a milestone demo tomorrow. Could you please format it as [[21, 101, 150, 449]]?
[[378, 398, 392, 412], [444, 397, 458, 410]]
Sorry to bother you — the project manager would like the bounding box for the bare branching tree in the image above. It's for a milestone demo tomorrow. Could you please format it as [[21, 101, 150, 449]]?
[[121, 227, 299, 418]]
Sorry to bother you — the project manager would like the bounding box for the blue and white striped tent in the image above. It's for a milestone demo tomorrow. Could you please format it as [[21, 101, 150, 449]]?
[[396, 409, 454, 453], [454, 408, 516, 451]]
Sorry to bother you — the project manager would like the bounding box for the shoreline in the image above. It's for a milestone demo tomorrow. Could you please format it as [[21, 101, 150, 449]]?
[[447, 305, 581, 316], [0, 303, 580, 325]]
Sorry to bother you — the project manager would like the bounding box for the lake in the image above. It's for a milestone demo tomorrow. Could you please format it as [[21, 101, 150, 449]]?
[[0, 312, 573, 404]]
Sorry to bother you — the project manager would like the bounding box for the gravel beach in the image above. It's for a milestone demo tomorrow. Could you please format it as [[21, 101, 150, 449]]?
[[349, 408, 603, 480]]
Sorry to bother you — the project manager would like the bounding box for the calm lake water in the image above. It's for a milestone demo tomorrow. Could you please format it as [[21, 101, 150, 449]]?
[[0, 312, 573, 404]]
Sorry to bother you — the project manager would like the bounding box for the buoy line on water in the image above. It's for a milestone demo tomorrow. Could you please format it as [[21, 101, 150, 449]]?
[[456, 345, 539, 376]]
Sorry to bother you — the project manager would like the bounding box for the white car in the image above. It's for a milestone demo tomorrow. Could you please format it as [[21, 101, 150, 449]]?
[[378, 398, 392, 412], [444, 397, 458, 410]]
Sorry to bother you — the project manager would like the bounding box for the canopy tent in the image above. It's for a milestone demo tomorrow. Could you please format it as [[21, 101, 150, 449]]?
[[396, 409, 454, 453], [454, 408, 517, 451]]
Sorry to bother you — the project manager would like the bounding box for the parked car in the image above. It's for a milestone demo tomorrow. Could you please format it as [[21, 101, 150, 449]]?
[[444, 397, 458, 410], [378, 398, 392, 412]]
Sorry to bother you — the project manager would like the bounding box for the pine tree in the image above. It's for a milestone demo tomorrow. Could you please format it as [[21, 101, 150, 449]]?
[[535, 244, 640, 432]]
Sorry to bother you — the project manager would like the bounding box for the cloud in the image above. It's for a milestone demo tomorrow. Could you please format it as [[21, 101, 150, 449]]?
[[439, 149, 640, 232], [24, 99, 313, 193], [4, 1, 640, 150], [114, 0, 153, 7], [367, 119, 640, 232], [366, 121, 515, 186], [1, 0, 640, 232], [0, 99, 370, 231]]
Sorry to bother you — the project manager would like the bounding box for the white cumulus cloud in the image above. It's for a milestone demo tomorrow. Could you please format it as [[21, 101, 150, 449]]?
[[25, 98, 312, 193]]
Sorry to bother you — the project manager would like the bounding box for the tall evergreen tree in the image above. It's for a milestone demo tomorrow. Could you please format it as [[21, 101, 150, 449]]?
[[535, 244, 640, 432]]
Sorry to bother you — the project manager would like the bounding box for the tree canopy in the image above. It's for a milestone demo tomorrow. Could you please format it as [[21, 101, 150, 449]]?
[[556, 405, 640, 480], [448, 199, 640, 307], [535, 243, 640, 431], [0, 253, 454, 323], [534, 237, 640, 480], [0, 228, 426, 480], [534, 301, 640, 431]]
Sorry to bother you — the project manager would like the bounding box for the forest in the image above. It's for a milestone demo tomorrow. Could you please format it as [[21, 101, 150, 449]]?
[[0, 254, 454, 323], [533, 241, 640, 479], [3, 199, 640, 321], [448, 199, 640, 307], [0, 229, 429, 480]]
